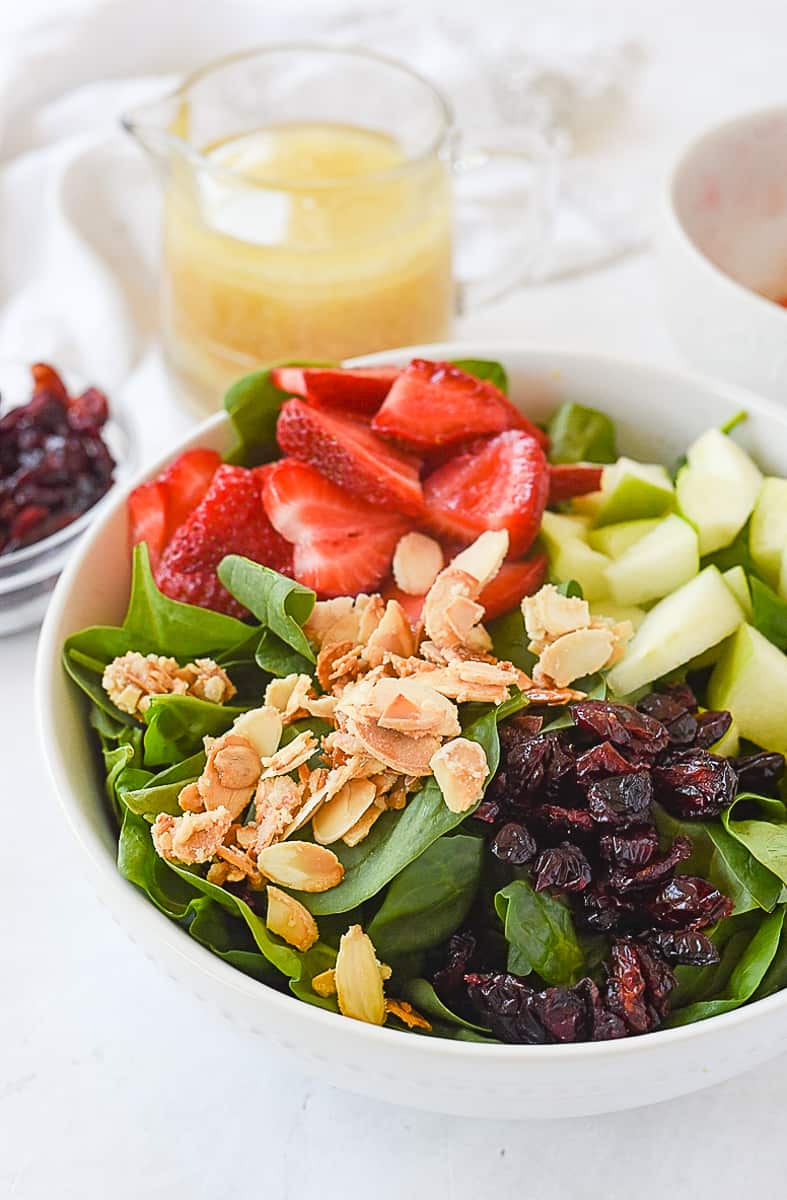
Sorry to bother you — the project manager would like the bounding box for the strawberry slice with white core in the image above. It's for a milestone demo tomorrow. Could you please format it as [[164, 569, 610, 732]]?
[[271, 366, 399, 414], [547, 463, 604, 504], [263, 459, 411, 597], [423, 430, 549, 557], [276, 398, 424, 516], [371, 359, 548, 450]]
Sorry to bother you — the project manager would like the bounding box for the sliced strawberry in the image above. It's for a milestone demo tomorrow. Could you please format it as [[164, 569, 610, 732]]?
[[156, 465, 293, 616], [423, 430, 549, 557], [371, 359, 548, 450], [548, 463, 604, 504], [276, 398, 424, 516], [479, 555, 549, 621], [381, 581, 426, 625], [271, 366, 399, 414], [263, 458, 409, 597], [160, 448, 222, 534], [128, 480, 168, 568]]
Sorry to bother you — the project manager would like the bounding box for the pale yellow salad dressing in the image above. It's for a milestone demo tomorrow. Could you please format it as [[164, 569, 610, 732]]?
[[162, 123, 454, 405]]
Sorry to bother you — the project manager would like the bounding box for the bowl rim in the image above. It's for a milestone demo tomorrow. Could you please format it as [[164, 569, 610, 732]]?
[[35, 341, 787, 1063], [664, 103, 787, 323]]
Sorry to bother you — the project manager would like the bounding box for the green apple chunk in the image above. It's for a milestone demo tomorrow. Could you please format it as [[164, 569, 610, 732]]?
[[722, 566, 753, 618], [676, 429, 763, 555], [607, 566, 744, 696], [604, 514, 699, 606], [589, 601, 646, 630], [708, 624, 787, 754], [749, 477, 787, 586], [588, 518, 660, 558], [540, 512, 609, 601], [592, 459, 675, 528]]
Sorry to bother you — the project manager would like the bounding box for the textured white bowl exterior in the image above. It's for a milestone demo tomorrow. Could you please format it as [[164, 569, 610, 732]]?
[[36, 345, 787, 1118], [660, 107, 787, 403]]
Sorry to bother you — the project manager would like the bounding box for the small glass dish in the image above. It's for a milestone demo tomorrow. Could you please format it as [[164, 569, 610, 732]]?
[[0, 362, 136, 636]]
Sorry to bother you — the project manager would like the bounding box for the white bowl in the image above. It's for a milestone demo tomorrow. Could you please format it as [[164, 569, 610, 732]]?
[[35, 344, 787, 1119], [660, 107, 787, 403]]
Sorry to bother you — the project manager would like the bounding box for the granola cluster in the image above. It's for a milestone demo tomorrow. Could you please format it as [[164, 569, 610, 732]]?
[[105, 530, 626, 1028]]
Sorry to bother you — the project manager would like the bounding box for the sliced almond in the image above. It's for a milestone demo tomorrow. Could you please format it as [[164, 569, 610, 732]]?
[[393, 532, 444, 595], [232, 704, 283, 756], [342, 802, 384, 846], [334, 925, 386, 1025], [430, 737, 488, 814], [258, 840, 344, 892], [450, 530, 509, 588], [304, 597, 355, 647], [312, 778, 377, 845], [265, 885, 319, 950], [364, 600, 416, 666], [259, 730, 318, 780], [522, 584, 591, 648], [349, 716, 440, 777], [312, 968, 337, 997], [177, 781, 203, 812], [533, 626, 615, 689]]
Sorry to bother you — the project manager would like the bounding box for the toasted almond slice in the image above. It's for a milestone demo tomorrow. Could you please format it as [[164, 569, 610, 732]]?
[[312, 968, 337, 997], [342, 802, 384, 847], [335, 925, 386, 1024], [304, 597, 355, 646], [265, 885, 319, 950], [232, 704, 283, 756], [533, 626, 615, 689], [393, 532, 444, 595], [450, 530, 509, 587], [259, 730, 318, 779], [258, 841, 344, 892], [430, 737, 488, 814], [312, 778, 377, 845], [178, 781, 203, 812], [385, 998, 432, 1031], [369, 676, 460, 738], [364, 599, 416, 666], [349, 716, 439, 777], [522, 583, 591, 646]]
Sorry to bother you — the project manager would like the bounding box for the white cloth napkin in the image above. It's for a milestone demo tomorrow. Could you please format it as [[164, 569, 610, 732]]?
[[0, 0, 646, 458]]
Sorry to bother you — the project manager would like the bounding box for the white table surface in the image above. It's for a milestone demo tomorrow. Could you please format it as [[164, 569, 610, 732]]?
[[5, 1, 787, 1196]]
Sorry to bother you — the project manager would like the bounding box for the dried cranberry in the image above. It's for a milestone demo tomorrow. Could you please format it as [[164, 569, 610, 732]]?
[[637, 691, 697, 746], [653, 750, 737, 819], [465, 973, 550, 1044], [692, 710, 733, 750], [433, 931, 479, 1002], [531, 986, 590, 1042], [587, 770, 653, 827], [646, 930, 720, 967], [579, 882, 638, 933], [574, 740, 632, 783], [536, 804, 596, 833], [491, 821, 537, 865], [731, 751, 786, 795], [633, 941, 676, 1017], [533, 842, 592, 892], [608, 835, 692, 894], [67, 386, 109, 432], [648, 876, 733, 930], [604, 939, 650, 1034], [599, 826, 660, 869], [572, 700, 669, 760], [574, 978, 628, 1041]]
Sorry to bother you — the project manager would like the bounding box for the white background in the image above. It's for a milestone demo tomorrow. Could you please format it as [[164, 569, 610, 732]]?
[[4, 0, 787, 1196]]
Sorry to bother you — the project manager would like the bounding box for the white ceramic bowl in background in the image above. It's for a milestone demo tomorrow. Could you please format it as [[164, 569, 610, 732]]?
[[35, 345, 787, 1119], [660, 107, 787, 404]]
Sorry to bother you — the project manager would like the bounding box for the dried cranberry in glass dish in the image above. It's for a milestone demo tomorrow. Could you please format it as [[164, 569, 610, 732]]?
[[0, 362, 134, 634]]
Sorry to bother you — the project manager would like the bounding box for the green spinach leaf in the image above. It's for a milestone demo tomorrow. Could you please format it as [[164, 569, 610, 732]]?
[[367, 834, 483, 958], [300, 704, 503, 916], [722, 793, 787, 886], [223, 364, 325, 465], [450, 358, 509, 393], [546, 402, 617, 465], [494, 878, 585, 986], [667, 906, 785, 1026], [653, 802, 782, 914], [142, 694, 247, 767], [488, 608, 537, 673], [218, 555, 316, 667], [750, 576, 787, 649], [403, 979, 490, 1033], [122, 751, 206, 817]]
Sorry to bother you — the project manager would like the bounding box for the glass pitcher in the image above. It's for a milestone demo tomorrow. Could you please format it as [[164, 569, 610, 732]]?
[[124, 45, 555, 409]]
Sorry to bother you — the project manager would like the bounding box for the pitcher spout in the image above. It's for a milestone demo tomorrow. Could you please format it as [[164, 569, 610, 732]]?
[[121, 91, 189, 169]]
